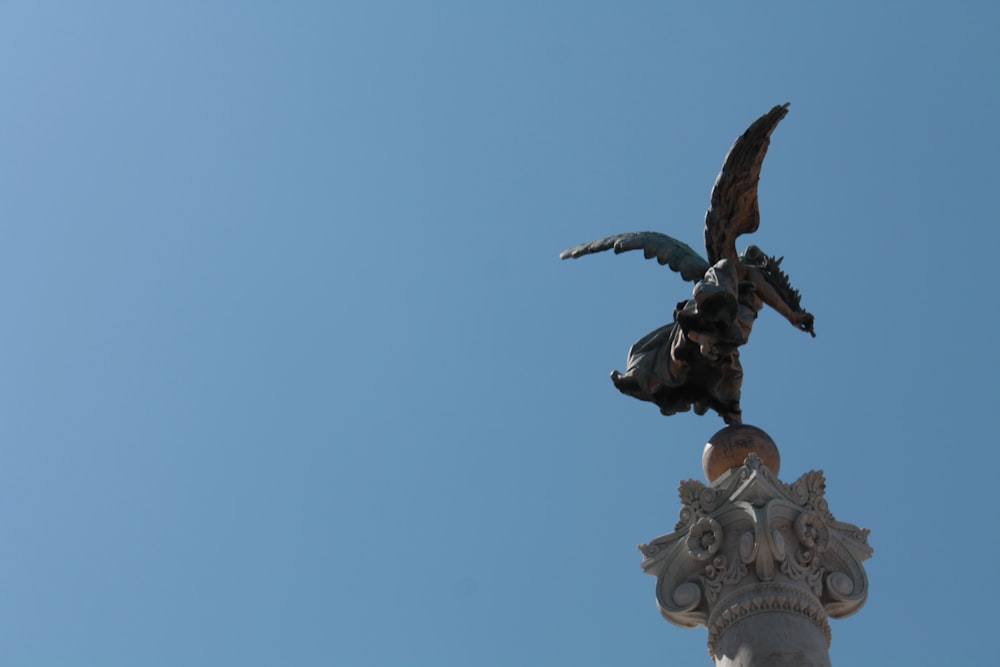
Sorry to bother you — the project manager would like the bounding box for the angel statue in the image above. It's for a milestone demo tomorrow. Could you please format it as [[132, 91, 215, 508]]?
[[561, 103, 815, 426]]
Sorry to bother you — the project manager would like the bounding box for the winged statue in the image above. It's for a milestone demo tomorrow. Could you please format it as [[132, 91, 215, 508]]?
[[561, 103, 814, 425]]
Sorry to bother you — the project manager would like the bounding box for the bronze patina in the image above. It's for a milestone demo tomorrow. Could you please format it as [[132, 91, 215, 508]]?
[[561, 104, 814, 425]]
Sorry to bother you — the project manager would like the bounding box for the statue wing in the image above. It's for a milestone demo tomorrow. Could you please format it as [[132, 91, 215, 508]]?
[[704, 103, 789, 264], [560, 231, 710, 283]]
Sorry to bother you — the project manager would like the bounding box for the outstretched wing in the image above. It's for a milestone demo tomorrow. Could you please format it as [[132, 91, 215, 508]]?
[[704, 103, 790, 265], [560, 231, 710, 283]]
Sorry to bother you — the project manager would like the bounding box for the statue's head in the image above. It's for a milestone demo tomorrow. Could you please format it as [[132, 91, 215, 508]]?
[[739, 245, 767, 266]]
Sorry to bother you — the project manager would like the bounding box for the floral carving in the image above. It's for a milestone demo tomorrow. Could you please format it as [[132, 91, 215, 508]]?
[[787, 470, 833, 520], [687, 518, 723, 561], [679, 479, 707, 508], [678, 479, 729, 515], [642, 453, 872, 642]]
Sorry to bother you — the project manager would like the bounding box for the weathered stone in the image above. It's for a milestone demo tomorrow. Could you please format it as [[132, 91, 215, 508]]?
[[638, 435, 872, 665]]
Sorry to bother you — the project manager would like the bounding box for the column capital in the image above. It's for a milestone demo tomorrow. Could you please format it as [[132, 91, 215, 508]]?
[[639, 452, 872, 660]]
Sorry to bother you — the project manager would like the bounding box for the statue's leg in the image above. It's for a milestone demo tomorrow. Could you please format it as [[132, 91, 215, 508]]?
[[715, 351, 744, 424]]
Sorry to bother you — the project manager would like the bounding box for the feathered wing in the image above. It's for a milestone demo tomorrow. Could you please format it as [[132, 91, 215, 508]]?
[[704, 103, 790, 265], [560, 231, 710, 283]]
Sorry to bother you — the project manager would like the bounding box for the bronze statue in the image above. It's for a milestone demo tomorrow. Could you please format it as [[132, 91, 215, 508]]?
[[561, 104, 814, 425]]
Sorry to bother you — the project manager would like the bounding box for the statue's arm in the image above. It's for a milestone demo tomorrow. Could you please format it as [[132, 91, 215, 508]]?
[[747, 268, 815, 336]]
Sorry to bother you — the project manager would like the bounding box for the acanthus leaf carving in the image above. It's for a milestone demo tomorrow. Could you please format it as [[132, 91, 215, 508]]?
[[699, 550, 749, 604], [678, 478, 731, 516], [642, 453, 872, 641], [786, 470, 833, 521]]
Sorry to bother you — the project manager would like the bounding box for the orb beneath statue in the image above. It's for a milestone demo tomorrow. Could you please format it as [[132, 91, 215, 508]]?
[[702, 424, 780, 484]]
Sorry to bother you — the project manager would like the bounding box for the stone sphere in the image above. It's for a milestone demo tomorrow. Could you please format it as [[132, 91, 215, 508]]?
[[702, 424, 780, 484]]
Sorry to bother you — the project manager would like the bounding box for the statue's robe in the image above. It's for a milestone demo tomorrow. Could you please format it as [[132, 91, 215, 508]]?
[[610, 259, 762, 425]]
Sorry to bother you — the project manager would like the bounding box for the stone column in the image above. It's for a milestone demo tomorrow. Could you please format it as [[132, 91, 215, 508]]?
[[639, 425, 872, 667]]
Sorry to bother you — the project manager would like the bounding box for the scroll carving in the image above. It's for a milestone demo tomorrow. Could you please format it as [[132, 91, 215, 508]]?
[[639, 453, 872, 654]]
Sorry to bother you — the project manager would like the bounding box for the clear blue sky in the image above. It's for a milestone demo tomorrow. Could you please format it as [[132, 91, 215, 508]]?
[[2, 2, 998, 665]]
